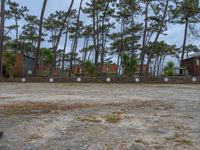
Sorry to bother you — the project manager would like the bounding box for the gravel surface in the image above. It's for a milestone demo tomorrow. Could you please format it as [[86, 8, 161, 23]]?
[[0, 83, 200, 150]]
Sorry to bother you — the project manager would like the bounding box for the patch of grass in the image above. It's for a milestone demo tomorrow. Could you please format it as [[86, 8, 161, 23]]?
[[134, 138, 148, 145], [0, 102, 95, 116], [175, 138, 193, 146], [0, 101, 152, 117], [104, 113, 122, 124], [164, 104, 174, 110], [155, 103, 174, 110], [0, 100, 155, 117], [118, 140, 127, 149], [165, 132, 193, 147], [135, 138, 143, 143], [183, 115, 194, 119], [134, 101, 153, 108], [27, 133, 43, 141], [112, 110, 126, 115], [101, 100, 154, 108], [175, 125, 191, 131], [81, 116, 101, 123], [160, 114, 172, 117], [0, 97, 9, 100], [105, 143, 114, 150], [150, 143, 165, 149]]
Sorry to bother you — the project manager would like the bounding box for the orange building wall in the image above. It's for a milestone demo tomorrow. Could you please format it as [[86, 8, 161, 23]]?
[[72, 64, 118, 76], [102, 64, 118, 74], [13, 54, 24, 77], [72, 65, 83, 75], [181, 57, 200, 76]]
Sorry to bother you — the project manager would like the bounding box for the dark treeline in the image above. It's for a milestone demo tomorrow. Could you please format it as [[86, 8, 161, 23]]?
[[0, 0, 200, 78]]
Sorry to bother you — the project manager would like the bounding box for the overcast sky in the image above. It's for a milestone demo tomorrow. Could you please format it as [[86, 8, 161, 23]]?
[[11, 0, 199, 44], [6, 0, 89, 54], [7, 0, 200, 65]]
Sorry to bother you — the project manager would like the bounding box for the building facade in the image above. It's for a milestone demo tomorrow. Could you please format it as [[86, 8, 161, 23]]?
[[72, 64, 118, 76], [181, 56, 200, 76], [13, 54, 61, 77], [13, 54, 35, 77]]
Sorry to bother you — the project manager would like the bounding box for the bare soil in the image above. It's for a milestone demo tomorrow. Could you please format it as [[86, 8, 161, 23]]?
[[0, 83, 200, 150]]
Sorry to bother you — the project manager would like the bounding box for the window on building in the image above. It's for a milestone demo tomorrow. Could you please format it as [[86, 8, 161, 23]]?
[[107, 67, 110, 72], [197, 59, 200, 66], [77, 68, 80, 73]]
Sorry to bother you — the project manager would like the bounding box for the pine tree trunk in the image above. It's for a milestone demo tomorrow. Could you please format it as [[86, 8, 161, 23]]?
[[140, 2, 149, 76], [62, 18, 70, 71], [181, 18, 189, 62], [157, 56, 163, 76], [82, 37, 88, 62], [50, 0, 74, 76], [95, 10, 100, 75], [145, 0, 169, 75], [0, 0, 5, 77], [153, 58, 157, 76], [116, 51, 120, 76], [69, 39, 75, 77], [91, 0, 98, 75], [118, 19, 125, 76], [15, 20, 19, 52], [100, 2, 110, 76], [131, 14, 135, 57], [71, 0, 83, 67], [34, 0, 48, 76]]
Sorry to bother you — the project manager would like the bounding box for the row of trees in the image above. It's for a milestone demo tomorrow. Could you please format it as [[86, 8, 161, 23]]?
[[0, 0, 200, 77]]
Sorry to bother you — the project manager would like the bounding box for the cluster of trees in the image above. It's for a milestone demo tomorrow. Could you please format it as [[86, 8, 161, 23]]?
[[1, 0, 200, 77]]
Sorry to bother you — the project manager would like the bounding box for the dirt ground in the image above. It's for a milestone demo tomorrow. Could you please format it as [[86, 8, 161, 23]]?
[[0, 83, 200, 150]]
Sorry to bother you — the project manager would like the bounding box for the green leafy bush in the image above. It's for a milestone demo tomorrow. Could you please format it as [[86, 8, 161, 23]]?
[[3, 51, 16, 78], [84, 61, 96, 77], [164, 61, 175, 76], [41, 48, 53, 65], [121, 54, 138, 77]]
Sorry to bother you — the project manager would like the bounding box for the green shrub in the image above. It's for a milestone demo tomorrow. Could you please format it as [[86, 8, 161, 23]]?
[[164, 61, 175, 76], [3, 51, 16, 78], [84, 61, 96, 77], [121, 54, 138, 77]]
